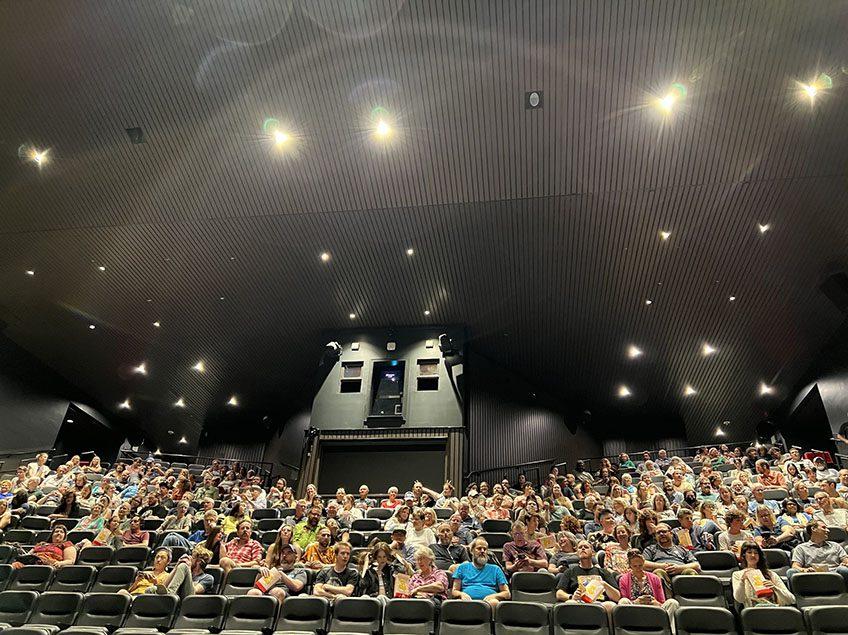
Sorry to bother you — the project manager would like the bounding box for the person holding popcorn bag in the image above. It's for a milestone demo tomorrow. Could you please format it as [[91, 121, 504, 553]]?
[[731, 541, 795, 607]]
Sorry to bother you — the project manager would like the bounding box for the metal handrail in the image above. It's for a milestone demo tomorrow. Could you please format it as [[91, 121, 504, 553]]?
[[117, 450, 276, 487], [466, 457, 560, 490]]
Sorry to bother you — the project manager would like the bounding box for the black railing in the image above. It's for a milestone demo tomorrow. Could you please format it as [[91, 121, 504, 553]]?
[[466, 457, 563, 491], [577, 441, 758, 473], [117, 450, 276, 487]]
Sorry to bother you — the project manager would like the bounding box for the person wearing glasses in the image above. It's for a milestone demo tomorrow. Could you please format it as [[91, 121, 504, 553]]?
[[642, 523, 701, 588]]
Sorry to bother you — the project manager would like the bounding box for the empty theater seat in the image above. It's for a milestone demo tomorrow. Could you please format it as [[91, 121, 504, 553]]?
[[275, 595, 329, 633], [493, 601, 549, 635], [328, 597, 382, 634], [611, 605, 671, 635], [90, 566, 137, 594], [48, 565, 95, 593], [113, 594, 179, 634], [64, 592, 131, 632], [221, 568, 260, 596], [223, 595, 278, 632], [551, 602, 608, 635], [509, 572, 557, 604], [674, 607, 736, 635], [672, 575, 726, 608], [0, 590, 38, 627], [740, 606, 805, 635], [170, 594, 228, 632], [26, 591, 84, 635], [8, 566, 53, 593], [382, 598, 435, 635], [806, 605, 848, 635]]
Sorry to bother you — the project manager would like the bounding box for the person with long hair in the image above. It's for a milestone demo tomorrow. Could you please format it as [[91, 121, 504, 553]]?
[[731, 541, 794, 607], [49, 491, 81, 520], [203, 526, 228, 566], [75, 501, 107, 532], [221, 501, 250, 535], [603, 524, 633, 576], [385, 504, 411, 532], [13, 524, 76, 569], [119, 548, 171, 596], [633, 509, 660, 551], [617, 549, 679, 618], [0, 499, 12, 531], [359, 541, 408, 603]]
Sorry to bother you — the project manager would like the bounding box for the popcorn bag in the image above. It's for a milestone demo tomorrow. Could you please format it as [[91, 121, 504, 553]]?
[[540, 534, 556, 550], [393, 573, 411, 598], [93, 527, 112, 546], [254, 568, 282, 593], [748, 571, 773, 598], [675, 529, 693, 549], [579, 577, 605, 603]]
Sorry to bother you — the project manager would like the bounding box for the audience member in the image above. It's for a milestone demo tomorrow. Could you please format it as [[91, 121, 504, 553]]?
[[452, 538, 510, 606], [731, 541, 795, 607]]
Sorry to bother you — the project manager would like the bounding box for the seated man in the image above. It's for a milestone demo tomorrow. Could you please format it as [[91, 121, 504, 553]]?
[[162, 510, 218, 549], [813, 492, 848, 530], [152, 545, 215, 598], [642, 523, 701, 587], [293, 506, 324, 550], [789, 520, 848, 587], [449, 513, 474, 546], [756, 459, 786, 489], [220, 519, 264, 573], [748, 485, 780, 515], [248, 543, 308, 602], [388, 526, 416, 564], [430, 522, 469, 573], [555, 540, 620, 613], [314, 541, 359, 602], [304, 527, 336, 570], [503, 521, 547, 576], [457, 501, 482, 533], [284, 499, 308, 527], [676, 509, 716, 552], [451, 538, 510, 607]]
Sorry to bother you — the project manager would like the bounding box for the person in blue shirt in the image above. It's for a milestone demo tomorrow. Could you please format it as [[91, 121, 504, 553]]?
[[451, 538, 510, 606]]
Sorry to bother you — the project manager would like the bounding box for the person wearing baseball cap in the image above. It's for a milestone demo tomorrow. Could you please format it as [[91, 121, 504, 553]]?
[[248, 540, 308, 601], [389, 525, 415, 564]]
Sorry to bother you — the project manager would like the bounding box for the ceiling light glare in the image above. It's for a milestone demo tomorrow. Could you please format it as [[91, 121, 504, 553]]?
[[152, 321, 161, 328], [659, 230, 672, 241], [375, 119, 392, 139], [88, 324, 96, 330], [179, 436, 188, 444], [759, 382, 775, 396], [406, 248, 414, 256], [174, 397, 186, 408], [729, 295, 736, 302], [715, 426, 726, 437], [617, 385, 632, 398], [701, 343, 717, 356], [98, 266, 106, 272], [227, 395, 239, 407], [627, 345, 643, 359], [25, 270, 35, 276], [133, 362, 147, 375], [798, 73, 832, 104], [349, 312, 356, 320], [192, 361, 205, 373], [320, 252, 331, 263], [653, 82, 687, 115], [645, 299, 653, 305], [683, 384, 698, 397], [28, 147, 49, 167], [424, 310, 431, 316], [758, 223, 771, 234], [118, 398, 131, 410]]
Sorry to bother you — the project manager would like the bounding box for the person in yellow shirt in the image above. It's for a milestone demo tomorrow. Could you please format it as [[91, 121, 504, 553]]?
[[119, 548, 171, 595], [304, 527, 336, 569]]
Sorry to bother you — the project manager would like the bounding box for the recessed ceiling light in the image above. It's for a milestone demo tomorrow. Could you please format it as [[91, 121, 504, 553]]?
[[424, 310, 431, 316], [152, 321, 161, 328], [29, 148, 49, 167], [729, 296, 736, 302], [652, 83, 686, 115], [617, 385, 632, 398], [406, 248, 415, 256], [132, 362, 147, 375], [758, 223, 770, 234], [98, 266, 106, 272], [154, 448, 161, 455], [320, 252, 331, 263], [192, 361, 205, 373], [174, 397, 186, 408], [374, 119, 392, 139], [797, 73, 831, 105], [179, 436, 188, 444], [227, 395, 239, 407], [627, 345, 643, 359], [701, 343, 717, 356], [659, 230, 671, 241], [349, 313, 356, 320], [715, 426, 726, 437], [759, 382, 775, 396], [683, 384, 698, 397], [66, 419, 74, 423], [25, 270, 35, 276], [273, 129, 291, 147], [645, 299, 653, 305], [218, 296, 225, 301], [118, 398, 131, 410], [88, 324, 96, 330]]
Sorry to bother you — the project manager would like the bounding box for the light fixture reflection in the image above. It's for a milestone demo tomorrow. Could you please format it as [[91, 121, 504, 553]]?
[[627, 345, 643, 359], [645, 299, 653, 306], [701, 343, 717, 356], [133, 362, 147, 376], [88, 324, 96, 330], [227, 395, 239, 407], [659, 230, 671, 241], [320, 252, 331, 263], [192, 361, 205, 373], [153, 321, 161, 328], [715, 426, 726, 437], [25, 270, 35, 276], [617, 385, 632, 398], [797, 73, 832, 105], [174, 397, 186, 408], [759, 382, 775, 396], [118, 399, 131, 410], [652, 83, 687, 115], [758, 223, 770, 234], [424, 310, 431, 316], [349, 313, 356, 320], [406, 248, 414, 256], [683, 384, 698, 397], [179, 436, 188, 444]]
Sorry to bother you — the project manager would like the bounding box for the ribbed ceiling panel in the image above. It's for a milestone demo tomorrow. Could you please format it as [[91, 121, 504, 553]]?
[[0, 0, 846, 445]]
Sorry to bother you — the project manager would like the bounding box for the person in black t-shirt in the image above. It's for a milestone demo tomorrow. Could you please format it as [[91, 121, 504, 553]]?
[[430, 523, 469, 572], [556, 540, 620, 614], [314, 542, 360, 602]]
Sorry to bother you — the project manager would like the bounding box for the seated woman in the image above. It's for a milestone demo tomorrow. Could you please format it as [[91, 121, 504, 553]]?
[[75, 502, 107, 533], [360, 542, 408, 605], [221, 501, 250, 536], [325, 518, 348, 545], [731, 541, 795, 607], [778, 498, 811, 533], [408, 546, 449, 605], [13, 524, 77, 569], [49, 491, 81, 520], [651, 494, 676, 521], [752, 505, 799, 552], [161, 501, 193, 532], [119, 548, 172, 596], [547, 531, 579, 578], [77, 515, 124, 551], [617, 549, 679, 617], [83, 456, 103, 474], [385, 505, 411, 532]]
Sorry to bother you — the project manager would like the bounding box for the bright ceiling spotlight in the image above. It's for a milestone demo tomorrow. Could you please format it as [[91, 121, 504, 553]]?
[[617, 385, 632, 398], [179, 436, 188, 444], [758, 223, 771, 234], [192, 361, 205, 373], [29, 147, 49, 167], [645, 299, 653, 306], [375, 119, 392, 139], [152, 321, 161, 328], [627, 345, 643, 359], [683, 384, 698, 397], [424, 310, 431, 316], [797, 73, 832, 105], [118, 399, 131, 410], [406, 247, 414, 256], [701, 343, 717, 356], [715, 426, 726, 437], [729, 296, 736, 302], [98, 266, 106, 272], [659, 230, 672, 241], [759, 382, 775, 396], [227, 395, 239, 407], [133, 362, 147, 375], [370, 106, 394, 141], [320, 252, 331, 263], [25, 270, 35, 276], [653, 82, 687, 115], [174, 397, 186, 408], [349, 312, 356, 320], [273, 129, 290, 147], [88, 324, 96, 330]]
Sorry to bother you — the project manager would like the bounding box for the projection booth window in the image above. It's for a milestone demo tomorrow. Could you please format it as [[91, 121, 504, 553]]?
[[340, 361, 363, 393], [417, 358, 439, 391]]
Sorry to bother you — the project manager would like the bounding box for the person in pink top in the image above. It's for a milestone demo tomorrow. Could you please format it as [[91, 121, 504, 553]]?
[[617, 549, 678, 619], [381, 486, 403, 509]]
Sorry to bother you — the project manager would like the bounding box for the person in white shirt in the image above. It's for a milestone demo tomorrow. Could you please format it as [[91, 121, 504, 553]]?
[[813, 493, 848, 530], [406, 510, 436, 548], [26, 453, 50, 480]]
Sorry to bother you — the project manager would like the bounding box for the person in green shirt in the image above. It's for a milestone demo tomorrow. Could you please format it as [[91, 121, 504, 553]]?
[[293, 507, 324, 549]]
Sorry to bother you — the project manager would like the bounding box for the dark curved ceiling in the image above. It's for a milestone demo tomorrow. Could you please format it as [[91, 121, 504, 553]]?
[[2, 0, 848, 448]]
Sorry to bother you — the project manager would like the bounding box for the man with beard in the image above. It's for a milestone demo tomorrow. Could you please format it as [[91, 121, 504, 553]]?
[[293, 506, 324, 549], [314, 542, 360, 602], [247, 543, 308, 602], [642, 523, 701, 588], [304, 527, 336, 569], [451, 538, 510, 607], [220, 519, 264, 573], [430, 522, 469, 573]]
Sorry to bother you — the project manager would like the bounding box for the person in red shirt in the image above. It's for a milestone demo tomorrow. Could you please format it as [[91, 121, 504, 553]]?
[[220, 519, 264, 574], [756, 460, 786, 489], [381, 486, 403, 509]]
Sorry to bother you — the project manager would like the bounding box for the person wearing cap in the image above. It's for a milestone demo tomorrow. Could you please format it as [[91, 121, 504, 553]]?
[[814, 457, 839, 481], [314, 541, 360, 601], [389, 526, 416, 564], [403, 491, 417, 510], [248, 540, 308, 601]]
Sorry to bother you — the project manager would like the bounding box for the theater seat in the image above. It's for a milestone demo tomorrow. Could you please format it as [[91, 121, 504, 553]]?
[[806, 605, 848, 635], [762, 550, 790, 577], [223, 595, 278, 632], [250, 509, 279, 521], [740, 606, 805, 635], [481, 520, 511, 533], [611, 605, 671, 635], [551, 602, 608, 635], [328, 597, 382, 634], [19, 517, 51, 531], [275, 595, 329, 633], [350, 519, 381, 533], [112, 547, 150, 569], [113, 594, 179, 634], [221, 567, 259, 596], [494, 602, 549, 635], [509, 572, 557, 604], [76, 547, 114, 570], [8, 566, 53, 592], [672, 575, 725, 607], [0, 628, 56, 635], [48, 566, 95, 593], [0, 590, 38, 627], [1, 531, 34, 545], [383, 598, 435, 635], [0, 564, 14, 592], [170, 595, 228, 632], [366, 509, 392, 521], [478, 533, 510, 549], [789, 572, 848, 609], [694, 552, 739, 582], [674, 607, 736, 635], [64, 592, 131, 632], [26, 591, 84, 635], [90, 566, 137, 594]]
